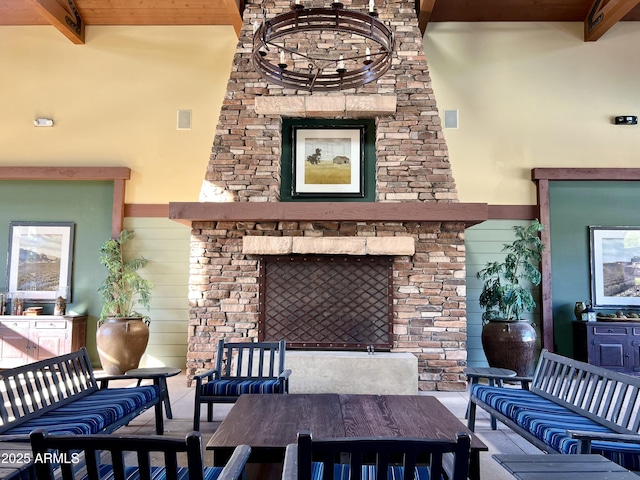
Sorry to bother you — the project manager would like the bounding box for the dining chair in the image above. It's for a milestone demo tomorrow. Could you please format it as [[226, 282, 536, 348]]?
[[193, 339, 291, 430], [29, 428, 251, 480], [282, 430, 472, 480]]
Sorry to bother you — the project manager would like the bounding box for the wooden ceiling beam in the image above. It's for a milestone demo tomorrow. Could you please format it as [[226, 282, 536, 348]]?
[[224, 0, 243, 37], [416, 0, 436, 35], [585, 0, 640, 41], [30, 0, 84, 44]]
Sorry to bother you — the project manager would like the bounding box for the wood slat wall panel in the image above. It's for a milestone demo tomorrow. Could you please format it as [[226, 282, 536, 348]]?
[[465, 220, 542, 368], [123, 217, 190, 369]]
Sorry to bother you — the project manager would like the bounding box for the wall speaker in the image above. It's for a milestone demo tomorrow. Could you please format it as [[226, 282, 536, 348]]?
[[177, 110, 192, 130], [444, 109, 458, 129]]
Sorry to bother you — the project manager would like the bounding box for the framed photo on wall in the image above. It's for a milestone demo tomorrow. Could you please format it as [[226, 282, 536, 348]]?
[[6, 221, 74, 302], [292, 126, 365, 197], [590, 226, 640, 308]]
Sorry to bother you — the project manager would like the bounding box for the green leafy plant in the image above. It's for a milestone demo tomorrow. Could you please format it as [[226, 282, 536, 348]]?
[[477, 220, 545, 323], [98, 229, 152, 323]]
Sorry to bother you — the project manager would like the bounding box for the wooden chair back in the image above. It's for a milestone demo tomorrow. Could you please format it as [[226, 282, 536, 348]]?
[[216, 339, 286, 380], [287, 430, 471, 480], [30, 428, 251, 480]]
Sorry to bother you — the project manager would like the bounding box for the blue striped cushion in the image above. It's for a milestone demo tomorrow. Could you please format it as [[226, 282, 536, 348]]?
[[310, 463, 437, 480], [472, 385, 640, 470], [202, 379, 282, 396], [4, 386, 159, 435], [94, 464, 224, 480]]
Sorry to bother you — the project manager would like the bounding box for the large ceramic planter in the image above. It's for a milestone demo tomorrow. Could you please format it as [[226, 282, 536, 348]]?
[[96, 317, 149, 375], [481, 320, 537, 376]]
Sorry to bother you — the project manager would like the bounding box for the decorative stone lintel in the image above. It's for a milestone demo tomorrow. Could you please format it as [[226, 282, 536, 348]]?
[[367, 237, 415, 255], [242, 236, 416, 256], [254, 95, 397, 117], [293, 237, 366, 255], [242, 236, 292, 255]]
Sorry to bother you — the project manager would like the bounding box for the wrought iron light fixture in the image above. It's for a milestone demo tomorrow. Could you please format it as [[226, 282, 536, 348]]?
[[252, 1, 394, 92]]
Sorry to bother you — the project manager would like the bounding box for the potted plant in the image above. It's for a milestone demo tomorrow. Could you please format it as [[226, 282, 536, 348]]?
[[96, 229, 153, 375], [476, 220, 545, 376]]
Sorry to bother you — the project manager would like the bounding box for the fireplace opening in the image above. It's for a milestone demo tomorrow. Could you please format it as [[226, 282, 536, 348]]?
[[258, 255, 393, 350]]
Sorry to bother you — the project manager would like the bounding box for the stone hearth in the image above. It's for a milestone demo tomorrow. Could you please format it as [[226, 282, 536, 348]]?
[[170, 0, 488, 391]]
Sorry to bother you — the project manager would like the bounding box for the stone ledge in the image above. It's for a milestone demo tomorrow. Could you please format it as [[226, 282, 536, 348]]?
[[287, 351, 418, 395], [242, 236, 416, 256], [254, 94, 397, 117], [292, 237, 366, 255]]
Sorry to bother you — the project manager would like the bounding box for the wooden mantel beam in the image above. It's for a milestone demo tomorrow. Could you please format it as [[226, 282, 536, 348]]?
[[584, 0, 640, 42], [30, 0, 84, 44], [168, 201, 488, 226], [416, 0, 436, 35]]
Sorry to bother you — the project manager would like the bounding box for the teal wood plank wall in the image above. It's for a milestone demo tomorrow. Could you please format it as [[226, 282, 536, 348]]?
[[124, 218, 190, 369], [465, 220, 542, 367]]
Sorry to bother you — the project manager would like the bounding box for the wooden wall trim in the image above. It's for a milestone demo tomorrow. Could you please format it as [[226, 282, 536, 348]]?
[[488, 205, 538, 220], [0, 167, 130, 180], [537, 180, 554, 352], [0, 166, 131, 238], [532, 167, 640, 354], [124, 204, 170, 218], [532, 168, 640, 181]]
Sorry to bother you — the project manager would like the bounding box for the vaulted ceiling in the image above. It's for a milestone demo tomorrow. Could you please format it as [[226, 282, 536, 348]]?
[[2, 0, 640, 44]]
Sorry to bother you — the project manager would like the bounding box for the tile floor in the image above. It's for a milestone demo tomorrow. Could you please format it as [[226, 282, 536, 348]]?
[[113, 373, 543, 480]]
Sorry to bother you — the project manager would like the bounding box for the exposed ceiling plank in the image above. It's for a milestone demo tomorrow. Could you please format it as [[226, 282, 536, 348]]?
[[30, 0, 84, 44], [417, 0, 436, 35], [584, 0, 640, 41]]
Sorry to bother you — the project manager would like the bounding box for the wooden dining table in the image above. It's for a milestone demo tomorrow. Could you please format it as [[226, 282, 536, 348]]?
[[206, 393, 487, 480]]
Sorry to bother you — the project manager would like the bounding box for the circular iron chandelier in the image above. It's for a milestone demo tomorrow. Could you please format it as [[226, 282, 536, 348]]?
[[252, 2, 394, 92]]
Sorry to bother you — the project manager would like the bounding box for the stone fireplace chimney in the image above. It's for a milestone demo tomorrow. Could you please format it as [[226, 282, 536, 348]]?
[[170, 0, 487, 391]]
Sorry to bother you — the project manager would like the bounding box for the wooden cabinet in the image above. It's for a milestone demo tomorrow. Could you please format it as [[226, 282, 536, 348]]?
[[0, 315, 87, 368], [572, 320, 640, 373]]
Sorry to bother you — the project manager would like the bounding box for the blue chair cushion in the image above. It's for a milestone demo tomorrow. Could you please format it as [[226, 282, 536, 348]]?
[[4, 386, 159, 435], [94, 464, 225, 480], [201, 379, 283, 396], [311, 463, 439, 480], [472, 384, 640, 471]]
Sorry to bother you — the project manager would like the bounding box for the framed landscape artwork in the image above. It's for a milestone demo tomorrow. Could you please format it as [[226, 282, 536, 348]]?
[[6, 221, 74, 302], [590, 226, 640, 308], [292, 126, 365, 197]]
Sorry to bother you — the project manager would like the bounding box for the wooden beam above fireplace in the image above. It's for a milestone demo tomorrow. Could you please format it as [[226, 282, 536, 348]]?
[[168, 202, 488, 226]]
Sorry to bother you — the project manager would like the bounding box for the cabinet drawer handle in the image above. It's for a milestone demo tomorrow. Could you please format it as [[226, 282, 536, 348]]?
[[608, 329, 613, 333]]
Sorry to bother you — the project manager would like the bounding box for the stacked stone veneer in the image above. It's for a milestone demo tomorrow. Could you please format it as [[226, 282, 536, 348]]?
[[188, 0, 468, 391]]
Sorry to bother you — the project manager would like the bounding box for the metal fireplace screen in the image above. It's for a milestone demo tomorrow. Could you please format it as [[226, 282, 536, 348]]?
[[259, 255, 393, 350]]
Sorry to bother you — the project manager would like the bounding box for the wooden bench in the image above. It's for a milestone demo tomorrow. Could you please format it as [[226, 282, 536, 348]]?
[[467, 349, 640, 471], [0, 347, 164, 438], [193, 339, 291, 430]]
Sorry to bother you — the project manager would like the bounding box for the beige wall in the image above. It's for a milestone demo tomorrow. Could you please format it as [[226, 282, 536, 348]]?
[[4, 23, 640, 206], [424, 22, 640, 205], [0, 26, 237, 203]]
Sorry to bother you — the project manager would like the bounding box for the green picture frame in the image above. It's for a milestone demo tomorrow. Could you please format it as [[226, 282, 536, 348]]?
[[281, 118, 376, 202]]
